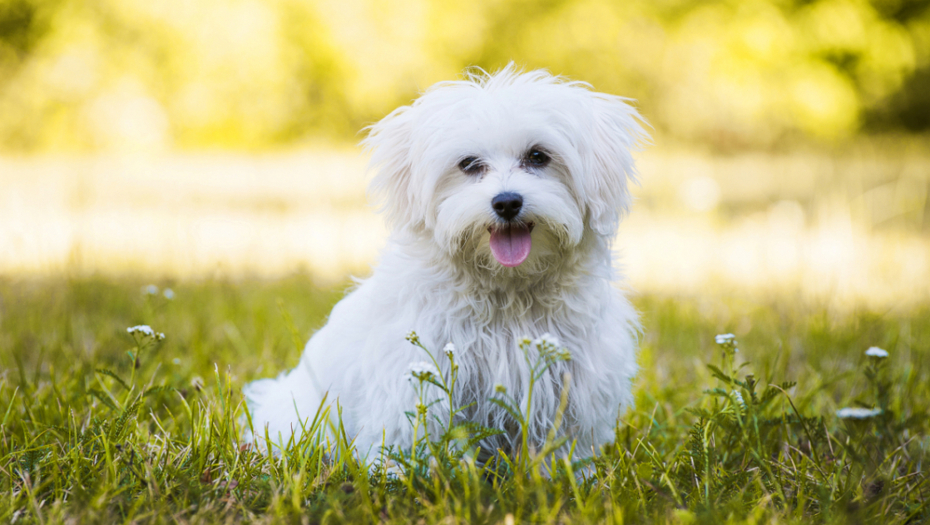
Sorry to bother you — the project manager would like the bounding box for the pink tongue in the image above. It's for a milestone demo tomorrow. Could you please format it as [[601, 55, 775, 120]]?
[[489, 225, 533, 267]]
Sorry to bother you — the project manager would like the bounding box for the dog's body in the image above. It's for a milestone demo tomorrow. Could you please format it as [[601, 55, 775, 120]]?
[[244, 66, 649, 459]]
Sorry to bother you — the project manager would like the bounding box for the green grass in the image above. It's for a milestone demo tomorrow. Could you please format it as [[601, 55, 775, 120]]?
[[1, 275, 928, 524]]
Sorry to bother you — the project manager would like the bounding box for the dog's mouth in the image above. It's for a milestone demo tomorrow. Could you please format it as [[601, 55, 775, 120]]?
[[487, 222, 535, 267]]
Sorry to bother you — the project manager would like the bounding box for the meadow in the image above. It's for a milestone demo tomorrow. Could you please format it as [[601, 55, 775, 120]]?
[[0, 273, 928, 524]]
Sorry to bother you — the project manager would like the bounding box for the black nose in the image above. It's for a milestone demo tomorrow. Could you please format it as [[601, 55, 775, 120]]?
[[492, 192, 523, 221]]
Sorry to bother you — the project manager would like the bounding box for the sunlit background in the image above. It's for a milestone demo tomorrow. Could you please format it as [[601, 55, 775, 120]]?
[[1, 0, 928, 309]]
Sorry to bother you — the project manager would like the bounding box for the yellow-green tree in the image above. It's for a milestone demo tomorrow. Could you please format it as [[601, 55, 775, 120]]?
[[0, 0, 927, 151]]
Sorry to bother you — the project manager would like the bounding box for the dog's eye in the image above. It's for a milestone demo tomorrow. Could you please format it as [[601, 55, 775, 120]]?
[[458, 157, 482, 174], [525, 149, 550, 168]]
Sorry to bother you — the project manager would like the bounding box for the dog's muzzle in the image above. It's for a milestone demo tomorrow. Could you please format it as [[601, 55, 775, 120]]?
[[487, 191, 534, 267]]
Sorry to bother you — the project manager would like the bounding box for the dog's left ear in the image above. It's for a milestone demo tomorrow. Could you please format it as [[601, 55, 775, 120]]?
[[583, 93, 650, 236]]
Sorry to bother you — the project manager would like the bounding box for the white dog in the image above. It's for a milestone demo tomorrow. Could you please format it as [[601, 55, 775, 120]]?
[[244, 65, 649, 462]]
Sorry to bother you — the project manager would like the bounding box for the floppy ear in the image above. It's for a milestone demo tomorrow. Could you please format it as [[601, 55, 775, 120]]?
[[583, 93, 650, 236], [362, 105, 425, 232]]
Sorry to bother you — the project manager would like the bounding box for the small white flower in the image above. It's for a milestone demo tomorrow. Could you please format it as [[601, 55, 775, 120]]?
[[163, 288, 175, 300], [127, 325, 165, 341], [865, 347, 888, 358], [732, 390, 746, 407], [405, 331, 420, 345], [128, 325, 154, 336], [407, 361, 438, 382], [715, 333, 738, 352], [443, 342, 455, 357], [532, 333, 560, 349], [837, 407, 883, 419]]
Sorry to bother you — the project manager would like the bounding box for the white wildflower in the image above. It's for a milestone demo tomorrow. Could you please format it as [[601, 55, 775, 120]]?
[[865, 347, 888, 358], [532, 333, 560, 349], [163, 288, 175, 300], [443, 342, 455, 357], [715, 333, 738, 352], [407, 361, 438, 382], [127, 325, 165, 340], [128, 325, 154, 336], [405, 331, 420, 345], [837, 407, 883, 419], [142, 285, 159, 295], [732, 390, 746, 407]]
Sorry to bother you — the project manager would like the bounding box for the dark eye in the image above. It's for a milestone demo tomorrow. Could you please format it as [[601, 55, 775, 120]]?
[[458, 156, 482, 174], [525, 149, 550, 168]]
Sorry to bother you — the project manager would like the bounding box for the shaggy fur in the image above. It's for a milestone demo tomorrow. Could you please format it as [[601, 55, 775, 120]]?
[[243, 65, 650, 460]]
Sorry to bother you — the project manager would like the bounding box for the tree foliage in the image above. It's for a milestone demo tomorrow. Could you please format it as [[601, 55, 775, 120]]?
[[0, 0, 928, 151]]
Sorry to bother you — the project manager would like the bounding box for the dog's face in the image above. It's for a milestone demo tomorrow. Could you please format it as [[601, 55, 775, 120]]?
[[364, 67, 649, 276]]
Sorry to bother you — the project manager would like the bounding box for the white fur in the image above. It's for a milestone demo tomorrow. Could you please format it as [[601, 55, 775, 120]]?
[[243, 65, 650, 461]]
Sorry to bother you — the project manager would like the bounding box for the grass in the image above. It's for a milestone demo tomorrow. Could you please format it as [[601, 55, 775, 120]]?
[[1, 274, 928, 524]]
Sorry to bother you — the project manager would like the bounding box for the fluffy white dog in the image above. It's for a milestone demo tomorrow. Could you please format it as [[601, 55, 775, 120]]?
[[244, 65, 649, 461]]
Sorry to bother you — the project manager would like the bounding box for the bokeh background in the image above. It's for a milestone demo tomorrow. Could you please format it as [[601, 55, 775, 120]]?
[[1, 0, 929, 308]]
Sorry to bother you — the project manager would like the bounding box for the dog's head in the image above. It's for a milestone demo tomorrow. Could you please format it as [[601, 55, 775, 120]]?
[[364, 65, 649, 275]]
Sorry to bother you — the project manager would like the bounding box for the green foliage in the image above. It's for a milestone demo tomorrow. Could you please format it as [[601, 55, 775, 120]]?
[[1, 0, 929, 151], [393, 333, 574, 483], [1, 275, 929, 523]]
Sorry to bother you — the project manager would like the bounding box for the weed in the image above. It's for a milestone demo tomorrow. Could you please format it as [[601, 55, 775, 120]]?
[[0, 276, 928, 523]]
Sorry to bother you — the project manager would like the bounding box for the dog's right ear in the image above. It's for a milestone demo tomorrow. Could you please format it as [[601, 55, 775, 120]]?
[[363, 105, 424, 232]]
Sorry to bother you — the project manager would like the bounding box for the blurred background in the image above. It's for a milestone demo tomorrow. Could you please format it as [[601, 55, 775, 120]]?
[[1, 0, 928, 308]]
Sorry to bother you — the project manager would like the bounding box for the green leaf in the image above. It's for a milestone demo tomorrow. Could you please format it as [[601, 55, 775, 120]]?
[[706, 364, 733, 384], [686, 407, 712, 419], [87, 389, 118, 412], [143, 385, 174, 398], [536, 436, 569, 459], [488, 397, 524, 425], [95, 368, 130, 391], [450, 421, 505, 450]]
